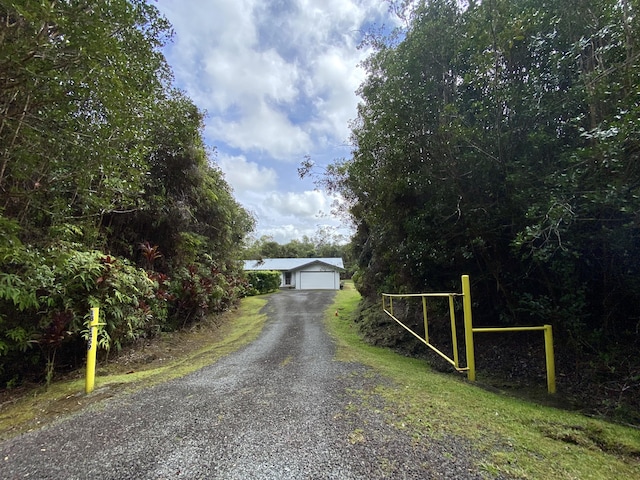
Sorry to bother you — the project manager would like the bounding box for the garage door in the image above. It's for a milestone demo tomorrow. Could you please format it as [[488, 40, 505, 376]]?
[[299, 271, 336, 290]]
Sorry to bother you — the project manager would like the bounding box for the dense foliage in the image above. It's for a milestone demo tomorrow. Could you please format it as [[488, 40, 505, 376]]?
[[244, 271, 282, 296], [0, 1, 253, 386], [329, 0, 640, 418]]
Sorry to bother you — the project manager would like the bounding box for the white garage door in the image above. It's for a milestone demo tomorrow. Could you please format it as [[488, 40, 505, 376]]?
[[299, 271, 336, 290]]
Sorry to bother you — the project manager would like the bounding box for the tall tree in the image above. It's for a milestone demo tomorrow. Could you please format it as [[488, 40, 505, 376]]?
[[0, 1, 254, 385], [0, 0, 171, 237], [332, 0, 640, 412]]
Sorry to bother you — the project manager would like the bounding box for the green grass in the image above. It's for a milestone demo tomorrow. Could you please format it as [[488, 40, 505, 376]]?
[[0, 295, 269, 440], [327, 282, 640, 480], [95, 296, 269, 389], [3, 287, 639, 479]]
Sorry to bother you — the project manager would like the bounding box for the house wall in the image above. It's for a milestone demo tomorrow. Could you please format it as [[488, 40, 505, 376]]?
[[291, 263, 341, 290], [245, 259, 343, 290]]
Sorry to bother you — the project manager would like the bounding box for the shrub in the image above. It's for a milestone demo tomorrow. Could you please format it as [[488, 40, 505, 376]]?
[[168, 261, 240, 328], [244, 271, 281, 295], [0, 241, 170, 385]]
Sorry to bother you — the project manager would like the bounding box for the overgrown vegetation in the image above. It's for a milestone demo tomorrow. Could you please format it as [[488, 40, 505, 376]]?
[[0, 1, 254, 387], [311, 0, 640, 422], [327, 284, 640, 480]]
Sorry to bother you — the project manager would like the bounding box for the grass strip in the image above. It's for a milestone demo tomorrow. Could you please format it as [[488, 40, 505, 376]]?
[[326, 282, 640, 480], [0, 295, 269, 441]]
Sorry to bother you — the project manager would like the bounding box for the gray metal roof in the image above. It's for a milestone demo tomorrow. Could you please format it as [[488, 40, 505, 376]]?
[[243, 258, 344, 271]]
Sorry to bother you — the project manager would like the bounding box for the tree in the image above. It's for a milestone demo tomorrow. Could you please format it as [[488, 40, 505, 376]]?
[[331, 0, 640, 416], [0, 1, 254, 386], [241, 232, 350, 267], [0, 0, 172, 236]]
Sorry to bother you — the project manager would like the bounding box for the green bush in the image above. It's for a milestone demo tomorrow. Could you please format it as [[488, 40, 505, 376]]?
[[91, 254, 168, 352], [0, 217, 253, 386], [244, 271, 281, 295], [0, 241, 171, 385], [169, 263, 223, 327]]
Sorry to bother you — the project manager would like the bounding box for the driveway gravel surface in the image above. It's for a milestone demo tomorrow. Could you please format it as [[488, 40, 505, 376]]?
[[0, 290, 497, 479]]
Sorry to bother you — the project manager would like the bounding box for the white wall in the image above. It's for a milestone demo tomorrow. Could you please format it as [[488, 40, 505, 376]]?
[[275, 263, 342, 289]]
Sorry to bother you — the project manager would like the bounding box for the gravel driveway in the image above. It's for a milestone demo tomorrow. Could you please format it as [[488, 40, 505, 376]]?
[[0, 290, 494, 479]]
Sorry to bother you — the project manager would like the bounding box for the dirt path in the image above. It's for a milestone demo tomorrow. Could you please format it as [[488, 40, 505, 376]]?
[[0, 291, 490, 479]]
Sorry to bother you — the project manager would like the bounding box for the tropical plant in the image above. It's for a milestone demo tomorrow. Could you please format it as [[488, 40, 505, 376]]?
[[244, 271, 282, 296]]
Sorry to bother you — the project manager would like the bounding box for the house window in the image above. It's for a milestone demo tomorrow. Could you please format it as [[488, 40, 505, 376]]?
[[284, 272, 292, 285]]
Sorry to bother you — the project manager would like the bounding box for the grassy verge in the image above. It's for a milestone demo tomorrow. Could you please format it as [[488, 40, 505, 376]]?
[[327, 282, 640, 480], [0, 295, 269, 441]]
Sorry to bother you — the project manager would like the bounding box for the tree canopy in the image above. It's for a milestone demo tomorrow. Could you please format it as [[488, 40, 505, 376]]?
[[242, 230, 352, 268], [0, 1, 254, 385], [330, 0, 640, 418]]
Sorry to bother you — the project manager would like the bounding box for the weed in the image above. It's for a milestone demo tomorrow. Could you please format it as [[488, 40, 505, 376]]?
[[348, 428, 365, 444]]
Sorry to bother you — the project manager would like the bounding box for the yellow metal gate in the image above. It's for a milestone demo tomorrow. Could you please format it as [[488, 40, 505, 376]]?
[[382, 275, 556, 393]]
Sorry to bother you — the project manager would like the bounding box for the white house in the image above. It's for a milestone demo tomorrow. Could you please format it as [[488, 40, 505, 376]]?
[[243, 258, 345, 290]]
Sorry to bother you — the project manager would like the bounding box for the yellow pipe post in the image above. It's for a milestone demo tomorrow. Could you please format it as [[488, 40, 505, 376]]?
[[462, 275, 475, 381], [449, 295, 460, 368], [422, 296, 429, 344], [544, 325, 556, 394], [85, 307, 99, 394]]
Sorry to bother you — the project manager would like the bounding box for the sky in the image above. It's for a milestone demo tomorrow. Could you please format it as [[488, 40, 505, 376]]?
[[154, 0, 398, 244]]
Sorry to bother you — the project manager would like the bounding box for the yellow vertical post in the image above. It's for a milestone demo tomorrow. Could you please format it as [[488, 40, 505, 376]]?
[[85, 307, 99, 394], [544, 325, 556, 394], [462, 275, 475, 381], [422, 296, 429, 344], [449, 295, 459, 368]]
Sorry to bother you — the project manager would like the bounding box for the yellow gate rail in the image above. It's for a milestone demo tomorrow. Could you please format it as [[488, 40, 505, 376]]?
[[382, 292, 467, 372], [472, 324, 556, 394], [382, 275, 556, 394]]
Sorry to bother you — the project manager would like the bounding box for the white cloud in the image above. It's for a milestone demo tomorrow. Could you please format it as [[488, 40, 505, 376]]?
[[257, 219, 353, 245], [245, 189, 349, 243], [266, 190, 327, 218], [155, 0, 392, 242], [203, 47, 300, 112], [217, 154, 278, 194], [255, 217, 349, 246], [306, 47, 368, 142], [287, 0, 382, 48], [157, 0, 382, 158], [208, 102, 312, 159], [258, 224, 312, 244]]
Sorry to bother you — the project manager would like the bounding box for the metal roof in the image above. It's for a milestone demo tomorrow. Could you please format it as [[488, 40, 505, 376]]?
[[243, 258, 344, 271]]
